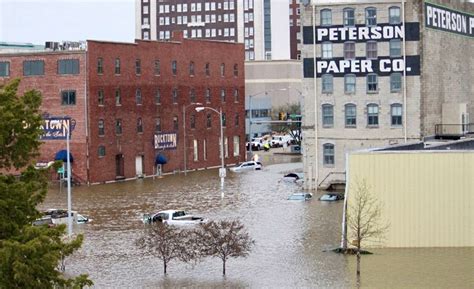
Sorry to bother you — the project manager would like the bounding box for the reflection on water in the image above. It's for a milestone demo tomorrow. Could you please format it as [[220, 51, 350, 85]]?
[[41, 154, 473, 288]]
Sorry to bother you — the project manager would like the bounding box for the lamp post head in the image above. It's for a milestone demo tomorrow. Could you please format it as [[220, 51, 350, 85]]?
[[195, 107, 205, 112]]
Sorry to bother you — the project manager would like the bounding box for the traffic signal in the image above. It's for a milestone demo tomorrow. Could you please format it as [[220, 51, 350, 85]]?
[[278, 112, 286, 120]]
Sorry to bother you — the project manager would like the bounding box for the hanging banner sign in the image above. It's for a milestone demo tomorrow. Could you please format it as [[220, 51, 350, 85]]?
[[40, 117, 76, 140], [425, 2, 474, 38], [154, 132, 177, 150]]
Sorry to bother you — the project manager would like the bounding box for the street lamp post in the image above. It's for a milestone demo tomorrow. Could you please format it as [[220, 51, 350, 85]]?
[[195, 106, 225, 191], [183, 102, 202, 176], [66, 126, 72, 237]]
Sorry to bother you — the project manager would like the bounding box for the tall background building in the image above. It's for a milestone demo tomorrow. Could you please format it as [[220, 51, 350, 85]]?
[[135, 0, 302, 61]]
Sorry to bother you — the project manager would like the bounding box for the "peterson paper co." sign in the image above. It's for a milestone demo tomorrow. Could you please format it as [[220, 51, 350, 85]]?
[[303, 21, 421, 77]]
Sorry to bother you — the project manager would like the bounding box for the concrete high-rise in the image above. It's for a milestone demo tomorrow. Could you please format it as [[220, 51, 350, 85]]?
[[135, 0, 302, 60]]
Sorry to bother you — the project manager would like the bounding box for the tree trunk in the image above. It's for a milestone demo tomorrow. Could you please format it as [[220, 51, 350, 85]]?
[[356, 244, 361, 286], [164, 260, 167, 274], [222, 259, 226, 275]]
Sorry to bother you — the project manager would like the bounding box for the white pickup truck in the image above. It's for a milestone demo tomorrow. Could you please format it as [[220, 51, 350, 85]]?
[[271, 135, 293, 147], [142, 209, 205, 225]]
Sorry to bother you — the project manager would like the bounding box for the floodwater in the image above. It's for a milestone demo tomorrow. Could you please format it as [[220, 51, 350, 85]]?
[[41, 153, 474, 289]]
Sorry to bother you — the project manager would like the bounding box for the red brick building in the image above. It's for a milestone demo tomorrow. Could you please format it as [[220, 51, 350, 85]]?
[[0, 35, 245, 184]]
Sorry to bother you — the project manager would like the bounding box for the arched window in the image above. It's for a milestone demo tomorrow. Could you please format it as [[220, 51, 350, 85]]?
[[220, 63, 225, 77], [189, 61, 195, 76], [323, 143, 335, 165], [155, 117, 161, 132], [343, 8, 355, 26], [233, 64, 238, 77], [345, 104, 357, 127], [189, 88, 196, 103], [205, 63, 210, 76], [173, 115, 178, 130], [322, 74, 333, 93], [172, 88, 178, 104], [366, 41, 377, 59], [114, 58, 120, 74], [343, 42, 355, 59], [365, 7, 377, 26], [98, 145, 106, 157], [344, 74, 356, 94], [233, 88, 239, 102], [135, 88, 142, 105], [137, 118, 143, 133], [389, 6, 401, 24], [171, 60, 177, 75], [367, 73, 378, 92], [221, 88, 226, 102], [390, 73, 402, 92], [98, 119, 105, 136], [320, 9, 332, 26], [155, 89, 161, 104], [322, 42, 332, 59], [205, 88, 211, 103], [391, 104, 403, 126], [322, 104, 334, 127], [367, 104, 379, 126], [190, 114, 196, 129]]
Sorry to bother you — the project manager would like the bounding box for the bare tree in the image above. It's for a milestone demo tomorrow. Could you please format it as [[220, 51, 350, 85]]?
[[346, 180, 389, 283], [136, 223, 192, 274], [195, 220, 254, 275]]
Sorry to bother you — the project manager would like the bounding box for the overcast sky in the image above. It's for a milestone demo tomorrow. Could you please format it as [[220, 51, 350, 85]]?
[[0, 0, 135, 45], [1, 0, 473, 45]]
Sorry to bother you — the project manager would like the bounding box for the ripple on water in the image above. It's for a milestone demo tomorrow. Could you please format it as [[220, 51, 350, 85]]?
[[42, 157, 473, 288]]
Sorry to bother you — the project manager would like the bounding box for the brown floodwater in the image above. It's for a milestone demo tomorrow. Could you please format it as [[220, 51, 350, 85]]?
[[41, 153, 474, 288]]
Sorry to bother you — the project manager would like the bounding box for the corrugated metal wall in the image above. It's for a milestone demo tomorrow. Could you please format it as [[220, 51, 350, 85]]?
[[347, 151, 474, 248]]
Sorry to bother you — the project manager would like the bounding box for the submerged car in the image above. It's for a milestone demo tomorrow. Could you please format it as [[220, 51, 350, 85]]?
[[319, 193, 344, 201], [142, 210, 205, 225], [229, 161, 263, 172], [282, 172, 304, 183], [287, 192, 313, 201]]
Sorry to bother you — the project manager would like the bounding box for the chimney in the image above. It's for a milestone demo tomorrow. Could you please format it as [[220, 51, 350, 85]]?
[[171, 31, 184, 42]]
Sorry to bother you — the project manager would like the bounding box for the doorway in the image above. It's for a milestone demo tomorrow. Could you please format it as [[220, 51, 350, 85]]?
[[135, 155, 144, 178], [115, 154, 124, 179]]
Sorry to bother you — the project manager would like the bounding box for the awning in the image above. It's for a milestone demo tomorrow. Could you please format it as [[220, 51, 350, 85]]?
[[155, 154, 167, 165], [54, 150, 74, 163]]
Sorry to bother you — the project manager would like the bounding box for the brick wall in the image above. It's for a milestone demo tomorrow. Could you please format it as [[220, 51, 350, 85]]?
[[86, 38, 245, 183], [0, 52, 88, 182]]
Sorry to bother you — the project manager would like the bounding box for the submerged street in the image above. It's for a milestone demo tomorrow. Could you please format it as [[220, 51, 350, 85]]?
[[41, 154, 473, 288]]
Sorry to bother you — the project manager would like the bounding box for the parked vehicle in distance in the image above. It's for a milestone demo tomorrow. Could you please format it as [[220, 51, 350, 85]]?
[[229, 161, 263, 172], [249, 137, 270, 151], [319, 193, 344, 201], [271, 135, 293, 147], [287, 192, 313, 201], [142, 209, 205, 225]]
